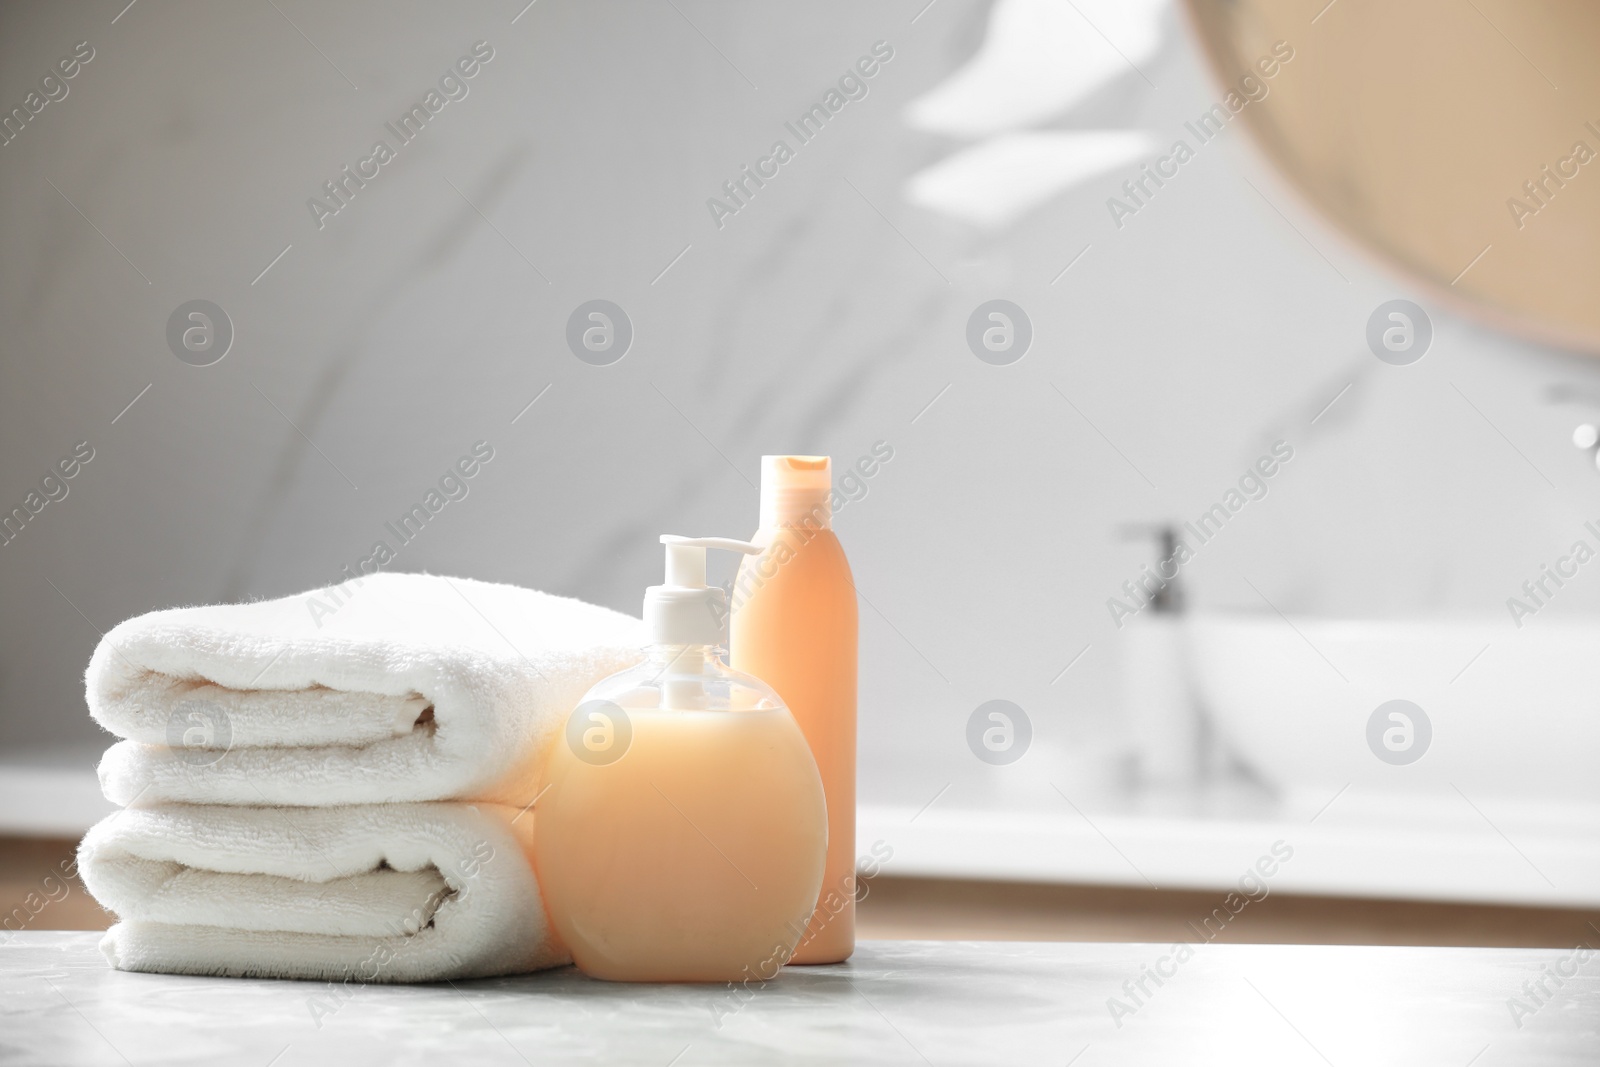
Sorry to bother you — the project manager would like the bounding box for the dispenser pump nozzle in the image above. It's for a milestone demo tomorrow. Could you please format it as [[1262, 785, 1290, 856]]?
[[646, 535, 761, 646]]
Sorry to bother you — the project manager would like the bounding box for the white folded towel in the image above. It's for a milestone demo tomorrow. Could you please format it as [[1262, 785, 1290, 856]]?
[[79, 802, 567, 982], [87, 573, 643, 807]]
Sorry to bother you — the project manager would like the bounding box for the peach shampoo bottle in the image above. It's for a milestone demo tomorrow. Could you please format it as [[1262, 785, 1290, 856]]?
[[533, 536, 827, 982], [731, 456, 859, 964]]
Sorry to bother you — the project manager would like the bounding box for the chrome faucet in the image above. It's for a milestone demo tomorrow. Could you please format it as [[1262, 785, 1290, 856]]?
[[1572, 423, 1600, 471], [1543, 384, 1600, 472]]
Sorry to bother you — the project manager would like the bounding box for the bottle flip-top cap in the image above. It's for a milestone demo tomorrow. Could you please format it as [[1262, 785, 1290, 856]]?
[[760, 455, 832, 529], [645, 535, 761, 646]]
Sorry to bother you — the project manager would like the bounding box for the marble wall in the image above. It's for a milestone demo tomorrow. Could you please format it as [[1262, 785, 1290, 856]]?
[[2, 0, 1596, 812]]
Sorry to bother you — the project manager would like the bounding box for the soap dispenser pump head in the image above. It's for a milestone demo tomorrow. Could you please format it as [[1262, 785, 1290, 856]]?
[[1118, 523, 1184, 615], [646, 535, 762, 646]]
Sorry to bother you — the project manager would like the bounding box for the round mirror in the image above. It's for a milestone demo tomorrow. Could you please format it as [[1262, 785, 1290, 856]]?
[[1185, 0, 1600, 351]]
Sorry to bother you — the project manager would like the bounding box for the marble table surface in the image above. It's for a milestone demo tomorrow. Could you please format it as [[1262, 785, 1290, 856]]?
[[2, 933, 1596, 1065]]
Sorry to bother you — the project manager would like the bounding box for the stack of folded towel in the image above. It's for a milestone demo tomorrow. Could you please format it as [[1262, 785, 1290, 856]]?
[[78, 572, 642, 982]]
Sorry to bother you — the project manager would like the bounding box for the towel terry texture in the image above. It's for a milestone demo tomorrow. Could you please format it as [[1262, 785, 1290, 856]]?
[[79, 802, 567, 981], [79, 573, 644, 982], [88, 572, 643, 807]]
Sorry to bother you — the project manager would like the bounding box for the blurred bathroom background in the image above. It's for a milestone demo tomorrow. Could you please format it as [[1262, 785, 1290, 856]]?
[[3, 0, 1598, 944]]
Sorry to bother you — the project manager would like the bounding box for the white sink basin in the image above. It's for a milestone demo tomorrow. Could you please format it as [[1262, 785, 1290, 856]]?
[[1187, 613, 1600, 814]]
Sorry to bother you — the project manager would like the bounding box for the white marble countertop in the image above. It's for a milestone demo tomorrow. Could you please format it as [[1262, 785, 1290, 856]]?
[[3, 933, 1596, 1065]]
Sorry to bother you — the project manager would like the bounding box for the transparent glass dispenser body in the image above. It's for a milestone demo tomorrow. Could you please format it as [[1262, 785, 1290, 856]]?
[[533, 536, 828, 982]]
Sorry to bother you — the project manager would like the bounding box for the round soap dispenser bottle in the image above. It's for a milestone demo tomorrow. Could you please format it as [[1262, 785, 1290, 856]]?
[[533, 536, 828, 983]]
